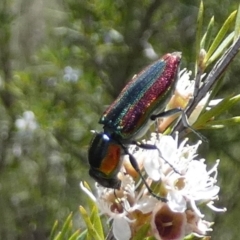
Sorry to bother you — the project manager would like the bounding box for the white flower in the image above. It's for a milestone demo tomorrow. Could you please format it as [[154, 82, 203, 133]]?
[[131, 133, 223, 238], [142, 133, 221, 209], [82, 132, 223, 239], [81, 172, 158, 240], [15, 111, 38, 131], [63, 66, 82, 82], [105, 29, 124, 43]]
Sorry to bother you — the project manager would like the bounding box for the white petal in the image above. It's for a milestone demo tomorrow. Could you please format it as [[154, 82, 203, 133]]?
[[167, 190, 187, 212], [143, 151, 162, 181], [79, 182, 96, 202], [133, 195, 158, 213], [207, 201, 227, 212], [113, 217, 131, 240], [193, 186, 220, 201], [158, 135, 178, 164]]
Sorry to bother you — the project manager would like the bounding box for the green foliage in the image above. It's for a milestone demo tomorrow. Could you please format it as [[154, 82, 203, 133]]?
[[50, 213, 80, 240], [195, 3, 237, 71], [79, 206, 103, 240], [196, 95, 240, 129], [188, 4, 240, 134], [204, 11, 236, 66], [131, 224, 150, 240]]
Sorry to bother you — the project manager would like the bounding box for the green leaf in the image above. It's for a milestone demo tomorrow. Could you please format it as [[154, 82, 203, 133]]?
[[90, 205, 104, 240], [60, 212, 73, 238], [204, 10, 237, 64], [195, 94, 240, 128], [234, 4, 240, 40], [54, 232, 62, 240], [132, 223, 150, 240], [51, 214, 77, 240], [50, 220, 59, 240], [207, 31, 234, 65], [79, 206, 103, 240], [195, 0, 204, 74], [69, 229, 81, 240], [77, 229, 88, 240], [205, 117, 240, 129], [80, 182, 104, 239], [200, 16, 214, 51]]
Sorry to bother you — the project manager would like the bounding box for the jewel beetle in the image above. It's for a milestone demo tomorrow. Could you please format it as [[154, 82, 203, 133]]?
[[88, 52, 182, 198]]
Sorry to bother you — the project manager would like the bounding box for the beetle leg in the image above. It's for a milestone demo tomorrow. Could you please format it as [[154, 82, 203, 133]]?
[[120, 143, 167, 202], [131, 141, 181, 175], [150, 108, 207, 141]]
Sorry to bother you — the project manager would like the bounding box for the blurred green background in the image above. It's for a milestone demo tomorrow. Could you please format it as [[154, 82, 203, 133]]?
[[0, 0, 240, 239]]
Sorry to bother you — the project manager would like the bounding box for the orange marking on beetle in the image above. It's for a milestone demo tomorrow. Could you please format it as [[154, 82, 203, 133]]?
[[99, 144, 121, 175]]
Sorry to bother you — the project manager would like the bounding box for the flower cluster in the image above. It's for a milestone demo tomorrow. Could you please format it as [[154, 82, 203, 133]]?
[[15, 111, 38, 132], [80, 68, 227, 240], [81, 132, 224, 240]]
